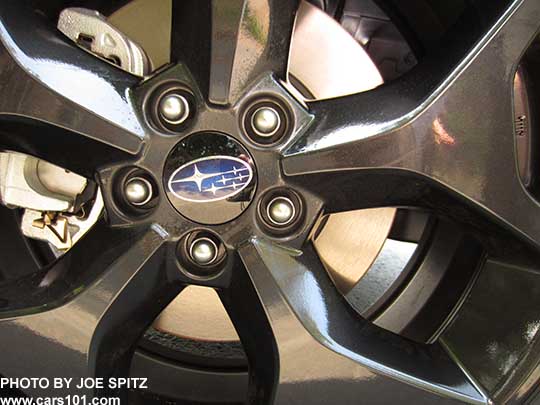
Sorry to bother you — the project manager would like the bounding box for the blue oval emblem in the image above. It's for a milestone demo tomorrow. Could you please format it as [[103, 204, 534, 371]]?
[[168, 156, 254, 203]]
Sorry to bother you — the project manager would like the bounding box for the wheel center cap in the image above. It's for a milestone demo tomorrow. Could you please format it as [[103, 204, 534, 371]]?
[[164, 132, 257, 224]]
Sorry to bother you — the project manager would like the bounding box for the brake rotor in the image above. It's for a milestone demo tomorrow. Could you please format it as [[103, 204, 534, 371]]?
[[110, 0, 396, 343]]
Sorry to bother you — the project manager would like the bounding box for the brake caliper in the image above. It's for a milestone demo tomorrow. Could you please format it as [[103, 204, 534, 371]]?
[[0, 151, 102, 252], [0, 8, 154, 253], [57, 7, 151, 76]]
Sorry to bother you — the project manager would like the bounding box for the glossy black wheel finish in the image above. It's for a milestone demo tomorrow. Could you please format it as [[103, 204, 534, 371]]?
[[1, 0, 540, 404]]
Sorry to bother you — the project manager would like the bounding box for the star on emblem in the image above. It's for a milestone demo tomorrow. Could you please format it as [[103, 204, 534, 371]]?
[[207, 183, 219, 195], [171, 164, 217, 191]]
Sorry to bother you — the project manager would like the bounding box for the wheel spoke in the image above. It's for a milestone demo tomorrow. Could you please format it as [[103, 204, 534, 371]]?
[[0, 223, 181, 399], [171, 0, 298, 105], [221, 239, 487, 404], [0, 2, 146, 174], [282, 0, 540, 246]]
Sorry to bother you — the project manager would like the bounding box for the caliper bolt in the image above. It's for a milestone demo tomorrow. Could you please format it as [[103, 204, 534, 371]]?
[[267, 196, 296, 226], [251, 106, 281, 137], [124, 177, 153, 206], [158, 93, 190, 125], [189, 237, 218, 266]]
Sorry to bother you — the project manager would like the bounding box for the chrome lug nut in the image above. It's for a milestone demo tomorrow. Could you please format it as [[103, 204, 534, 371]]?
[[179, 232, 226, 277], [251, 106, 281, 137], [159, 93, 190, 125], [267, 196, 296, 226], [243, 99, 291, 145], [189, 237, 218, 266], [124, 177, 153, 206], [259, 189, 303, 234]]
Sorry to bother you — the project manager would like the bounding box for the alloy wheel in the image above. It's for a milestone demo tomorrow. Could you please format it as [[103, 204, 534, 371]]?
[[1, 1, 540, 404]]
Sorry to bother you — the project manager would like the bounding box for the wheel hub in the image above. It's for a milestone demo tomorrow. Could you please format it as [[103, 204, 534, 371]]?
[[164, 132, 257, 224], [127, 0, 396, 349]]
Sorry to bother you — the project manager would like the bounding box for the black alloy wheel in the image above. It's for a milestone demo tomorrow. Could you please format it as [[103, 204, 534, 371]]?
[[1, 1, 540, 404]]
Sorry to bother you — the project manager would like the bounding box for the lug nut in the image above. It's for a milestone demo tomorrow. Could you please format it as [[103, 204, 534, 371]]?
[[159, 93, 190, 125], [259, 189, 304, 235], [189, 237, 218, 266], [243, 99, 291, 145], [124, 177, 153, 206], [267, 196, 296, 226], [178, 232, 227, 278], [251, 106, 281, 137]]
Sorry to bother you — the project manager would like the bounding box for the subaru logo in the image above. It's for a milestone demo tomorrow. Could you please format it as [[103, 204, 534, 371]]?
[[168, 156, 254, 203]]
